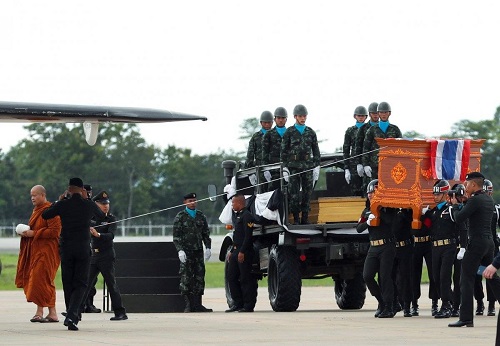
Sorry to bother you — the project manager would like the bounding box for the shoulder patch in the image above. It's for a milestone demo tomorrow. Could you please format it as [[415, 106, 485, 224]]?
[[247, 222, 254, 228]]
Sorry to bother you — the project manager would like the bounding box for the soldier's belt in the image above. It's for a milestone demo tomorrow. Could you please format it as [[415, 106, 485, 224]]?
[[370, 238, 393, 246], [92, 248, 100, 253], [395, 239, 413, 248], [432, 238, 456, 247], [414, 236, 430, 243], [290, 154, 310, 161]]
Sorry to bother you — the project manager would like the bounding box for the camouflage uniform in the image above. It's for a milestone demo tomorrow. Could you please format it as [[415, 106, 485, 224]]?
[[281, 125, 320, 219], [173, 209, 211, 296], [262, 127, 284, 191], [362, 123, 402, 180], [355, 122, 376, 194], [245, 131, 265, 168], [343, 124, 363, 196]]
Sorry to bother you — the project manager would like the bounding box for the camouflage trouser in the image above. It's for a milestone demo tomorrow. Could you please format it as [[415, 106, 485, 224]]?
[[288, 167, 314, 214], [347, 164, 363, 196], [361, 166, 378, 197], [266, 169, 283, 192], [179, 249, 205, 295]]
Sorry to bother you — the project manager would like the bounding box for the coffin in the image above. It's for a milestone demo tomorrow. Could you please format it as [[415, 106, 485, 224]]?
[[369, 138, 484, 229]]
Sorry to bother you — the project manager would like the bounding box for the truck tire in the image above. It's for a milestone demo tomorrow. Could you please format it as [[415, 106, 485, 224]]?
[[224, 247, 235, 308], [334, 272, 366, 310], [268, 245, 301, 312]]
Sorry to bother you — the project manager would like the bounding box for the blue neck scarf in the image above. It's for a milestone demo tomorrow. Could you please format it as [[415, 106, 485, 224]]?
[[185, 207, 196, 218], [294, 124, 306, 134], [379, 120, 390, 133], [369, 120, 378, 126], [355, 122, 364, 129], [260, 128, 268, 135], [276, 126, 286, 137], [437, 201, 447, 210]]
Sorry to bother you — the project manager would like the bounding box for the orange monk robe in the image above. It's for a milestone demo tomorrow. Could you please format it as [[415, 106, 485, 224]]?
[[15, 201, 61, 307]]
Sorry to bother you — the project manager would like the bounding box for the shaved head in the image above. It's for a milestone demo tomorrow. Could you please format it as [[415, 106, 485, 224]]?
[[31, 185, 46, 195], [30, 185, 47, 206]]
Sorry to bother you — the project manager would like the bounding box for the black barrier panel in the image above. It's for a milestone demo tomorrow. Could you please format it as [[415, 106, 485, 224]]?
[[121, 294, 186, 313], [115, 259, 179, 277], [114, 242, 178, 260], [117, 277, 180, 295]]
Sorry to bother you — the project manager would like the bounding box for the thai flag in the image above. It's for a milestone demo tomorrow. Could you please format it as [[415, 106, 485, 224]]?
[[429, 139, 471, 180]]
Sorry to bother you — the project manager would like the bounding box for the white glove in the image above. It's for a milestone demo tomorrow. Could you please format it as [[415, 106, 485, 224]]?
[[457, 248, 466, 260], [313, 166, 320, 182], [178, 250, 186, 263], [204, 248, 211, 261], [283, 167, 290, 183], [356, 164, 365, 177], [248, 174, 257, 186], [223, 184, 236, 199], [363, 166, 372, 178], [264, 170, 272, 182], [345, 169, 351, 184], [421, 205, 430, 214], [366, 213, 376, 226], [16, 223, 30, 235]]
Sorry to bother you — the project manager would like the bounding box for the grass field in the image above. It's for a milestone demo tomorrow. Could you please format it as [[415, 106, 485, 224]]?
[[0, 253, 431, 291]]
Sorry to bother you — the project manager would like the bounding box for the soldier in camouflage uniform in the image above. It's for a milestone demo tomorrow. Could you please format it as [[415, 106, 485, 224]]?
[[262, 107, 288, 191], [362, 102, 402, 181], [173, 192, 212, 312], [281, 104, 321, 225], [343, 106, 368, 196], [355, 102, 379, 195], [245, 111, 274, 168]]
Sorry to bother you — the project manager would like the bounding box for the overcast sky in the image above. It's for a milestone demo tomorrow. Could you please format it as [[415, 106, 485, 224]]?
[[1, 0, 499, 155]]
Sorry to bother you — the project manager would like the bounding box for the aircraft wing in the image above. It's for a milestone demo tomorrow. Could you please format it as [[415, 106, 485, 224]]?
[[0, 101, 208, 123]]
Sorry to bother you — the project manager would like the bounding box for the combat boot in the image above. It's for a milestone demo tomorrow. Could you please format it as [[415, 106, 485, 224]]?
[[192, 295, 213, 312], [374, 296, 384, 318], [435, 301, 452, 319], [411, 301, 419, 316], [488, 301, 495, 316], [300, 212, 309, 225], [431, 299, 439, 316], [378, 302, 394, 318], [451, 304, 460, 318], [393, 299, 402, 315], [403, 302, 412, 317], [183, 294, 192, 313], [293, 213, 300, 225], [476, 300, 485, 316]]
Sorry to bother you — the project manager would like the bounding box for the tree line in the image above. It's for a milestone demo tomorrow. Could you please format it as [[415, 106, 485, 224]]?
[[0, 107, 498, 226]]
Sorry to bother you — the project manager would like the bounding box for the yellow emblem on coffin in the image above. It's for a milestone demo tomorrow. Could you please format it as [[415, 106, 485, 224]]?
[[391, 162, 407, 185]]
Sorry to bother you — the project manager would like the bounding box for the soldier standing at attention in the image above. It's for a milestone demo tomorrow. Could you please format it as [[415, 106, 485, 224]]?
[[362, 102, 402, 181], [355, 102, 379, 194], [245, 111, 274, 169], [173, 193, 212, 313], [281, 104, 321, 225], [356, 179, 397, 318], [342, 106, 368, 196], [262, 107, 288, 191]]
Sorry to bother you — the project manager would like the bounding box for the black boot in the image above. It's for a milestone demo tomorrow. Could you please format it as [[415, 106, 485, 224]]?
[[393, 300, 402, 315], [183, 294, 192, 313], [488, 301, 495, 316], [192, 294, 213, 312], [374, 296, 384, 318], [451, 304, 460, 317], [378, 302, 394, 318], [476, 300, 484, 316], [403, 302, 412, 317], [435, 301, 452, 319], [431, 299, 439, 316], [293, 213, 300, 225], [411, 301, 419, 316], [300, 212, 309, 225]]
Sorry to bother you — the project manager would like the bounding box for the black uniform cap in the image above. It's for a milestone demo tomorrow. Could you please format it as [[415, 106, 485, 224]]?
[[83, 184, 92, 192], [465, 172, 485, 180], [93, 191, 110, 204], [183, 192, 197, 199], [69, 177, 84, 188]]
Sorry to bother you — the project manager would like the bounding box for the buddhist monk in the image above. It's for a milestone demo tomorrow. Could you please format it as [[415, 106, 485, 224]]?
[[15, 185, 62, 323]]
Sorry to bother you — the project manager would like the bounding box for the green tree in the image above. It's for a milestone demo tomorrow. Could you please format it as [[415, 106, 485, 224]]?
[[239, 118, 260, 141]]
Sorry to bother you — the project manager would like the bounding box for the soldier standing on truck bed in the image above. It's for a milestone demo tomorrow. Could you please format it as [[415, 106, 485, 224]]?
[[356, 179, 397, 318], [245, 111, 274, 169], [355, 102, 379, 195], [361, 102, 402, 181], [281, 104, 321, 225], [343, 105, 368, 196], [262, 107, 288, 191]]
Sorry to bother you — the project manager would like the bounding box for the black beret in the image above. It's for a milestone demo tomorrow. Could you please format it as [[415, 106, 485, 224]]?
[[465, 172, 485, 180], [183, 192, 197, 199], [83, 184, 92, 191], [69, 177, 84, 188], [93, 191, 110, 204]]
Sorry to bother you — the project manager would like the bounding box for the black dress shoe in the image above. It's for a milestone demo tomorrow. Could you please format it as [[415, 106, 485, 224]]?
[[85, 305, 102, 313], [448, 320, 474, 327], [110, 313, 128, 321], [61, 312, 67, 317], [63, 318, 79, 331], [238, 308, 254, 312], [225, 306, 241, 313]]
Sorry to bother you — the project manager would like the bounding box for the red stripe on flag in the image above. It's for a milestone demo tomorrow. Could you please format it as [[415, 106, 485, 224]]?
[[429, 140, 438, 179], [460, 140, 471, 180]]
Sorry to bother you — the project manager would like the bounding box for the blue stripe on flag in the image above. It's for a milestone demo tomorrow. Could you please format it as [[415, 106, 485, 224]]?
[[441, 140, 458, 180]]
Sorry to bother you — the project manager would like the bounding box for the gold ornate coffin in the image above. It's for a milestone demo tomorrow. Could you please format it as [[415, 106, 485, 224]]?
[[370, 138, 484, 229]]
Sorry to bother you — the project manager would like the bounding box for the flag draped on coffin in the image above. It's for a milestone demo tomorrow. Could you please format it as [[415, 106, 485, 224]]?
[[429, 139, 471, 180]]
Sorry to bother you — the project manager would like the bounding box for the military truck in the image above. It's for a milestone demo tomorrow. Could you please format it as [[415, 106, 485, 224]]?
[[218, 153, 370, 312]]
